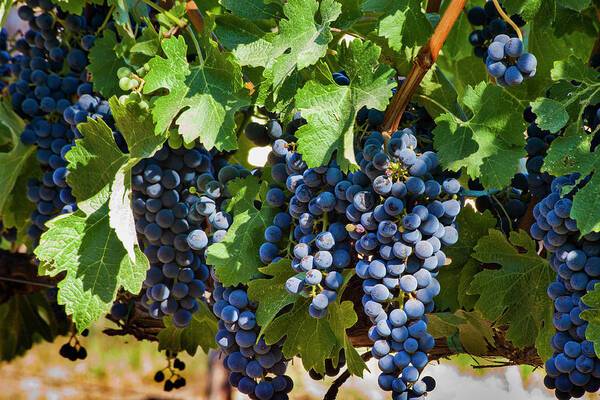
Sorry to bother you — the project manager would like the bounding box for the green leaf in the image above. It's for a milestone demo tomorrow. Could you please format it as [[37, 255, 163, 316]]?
[[530, 98, 569, 133], [129, 26, 160, 57], [158, 302, 218, 356], [66, 118, 128, 210], [247, 259, 297, 333], [0, 292, 70, 361], [267, 0, 341, 92], [418, 67, 465, 120], [66, 99, 164, 258], [88, 30, 128, 99], [220, 0, 281, 19], [35, 195, 149, 331], [433, 82, 527, 188], [0, 99, 34, 226], [470, 229, 554, 358], [144, 36, 250, 150], [327, 300, 368, 376], [263, 297, 361, 374], [206, 176, 276, 286], [377, 0, 432, 51], [2, 149, 40, 242], [295, 40, 394, 169], [436, 206, 495, 311], [109, 0, 150, 30], [214, 15, 275, 68]]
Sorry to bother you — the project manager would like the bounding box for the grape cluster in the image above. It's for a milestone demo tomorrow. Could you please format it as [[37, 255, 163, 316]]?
[[467, 1, 526, 58], [352, 129, 461, 399], [58, 329, 88, 362], [485, 34, 537, 85], [213, 280, 293, 400], [9, 1, 110, 243], [133, 143, 248, 328], [153, 354, 187, 392], [531, 175, 600, 399]]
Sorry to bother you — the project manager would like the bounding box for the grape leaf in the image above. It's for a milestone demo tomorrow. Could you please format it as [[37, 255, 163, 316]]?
[[0, 292, 70, 361], [247, 259, 296, 333], [66, 99, 165, 258], [35, 193, 148, 331], [214, 15, 275, 68], [433, 82, 527, 188], [143, 35, 250, 151], [376, 0, 432, 51], [327, 299, 368, 377], [295, 40, 394, 170], [527, 21, 595, 98], [436, 206, 496, 311], [470, 229, 554, 357], [158, 302, 218, 356], [263, 297, 361, 374], [109, 0, 150, 30], [0, 99, 35, 224], [418, 67, 465, 120], [88, 30, 128, 99], [2, 150, 40, 243], [548, 56, 600, 124], [530, 98, 569, 133], [220, 0, 281, 19], [581, 283, 600, 357], [267, 0, 341, 93], [66, 118, 128, 211], [206, 176, 276, 286]]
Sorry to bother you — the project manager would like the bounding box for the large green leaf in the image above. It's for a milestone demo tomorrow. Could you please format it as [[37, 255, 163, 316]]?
[[35, 191, 149, 331], [143, 35, 250, 150], [295, 40, 394, 170], [433, 82, 527, 189], [470, 229, 554, 359], [88, 30, 128, 99]]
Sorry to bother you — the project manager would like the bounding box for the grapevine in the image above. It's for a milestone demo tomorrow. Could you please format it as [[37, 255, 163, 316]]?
[[0, 1, 598, 400]]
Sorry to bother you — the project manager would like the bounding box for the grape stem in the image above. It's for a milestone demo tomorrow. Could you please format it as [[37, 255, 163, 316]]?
[[491, 0, 523, 41], [382, 0, 468, 135]]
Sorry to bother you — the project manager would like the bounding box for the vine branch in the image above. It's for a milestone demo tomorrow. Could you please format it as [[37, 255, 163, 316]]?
[[383, 0, 468, 133]]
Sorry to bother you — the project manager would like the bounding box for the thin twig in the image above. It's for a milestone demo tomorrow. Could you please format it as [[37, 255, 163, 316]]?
[[323, 351, 373, 400], [382, 0, 468, 134]]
